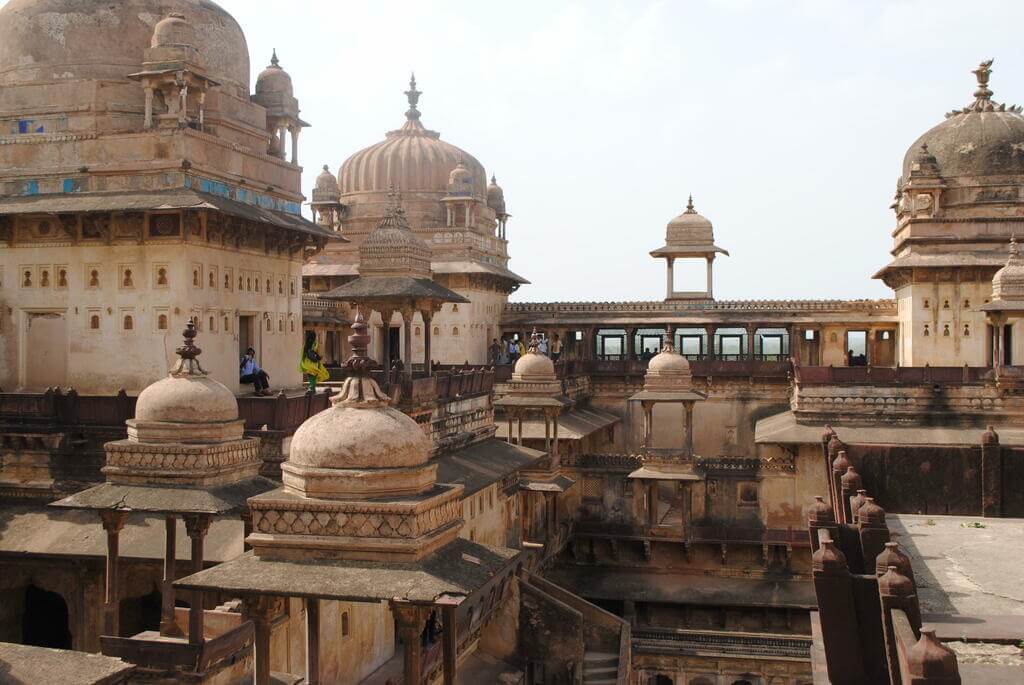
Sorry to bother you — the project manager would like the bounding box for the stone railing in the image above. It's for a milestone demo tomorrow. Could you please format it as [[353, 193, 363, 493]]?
[[505, 298, 896, 314], [562, 452, 644, 471], [633, 627, 811, 659], [795, 365, 990, 385], [236, 390, 334, 433]]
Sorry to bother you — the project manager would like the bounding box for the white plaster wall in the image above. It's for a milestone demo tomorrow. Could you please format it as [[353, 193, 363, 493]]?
[[0, 242, 304, 394], [896, 282, 992, 366]]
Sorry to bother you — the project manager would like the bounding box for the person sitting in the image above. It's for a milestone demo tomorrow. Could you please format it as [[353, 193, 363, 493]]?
[[240, 347, 270, 396], [300, 330, 330, 392]]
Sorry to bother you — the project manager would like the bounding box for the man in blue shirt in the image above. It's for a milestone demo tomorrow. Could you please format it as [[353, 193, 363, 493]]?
[[239, 347, 271, 396]]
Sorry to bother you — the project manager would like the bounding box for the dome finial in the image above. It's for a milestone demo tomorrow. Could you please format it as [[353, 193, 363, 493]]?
[[662, 326, 676, 353], [973, 59, 994, 101], [270, 49, 279, 68], [1010, 234, 1019, 257], [405, 73, 422, 121], [171, 320, 207, 377], [491, 174, 497, 184], [344, 309, 375, 376], [685, 194, 696, 213]]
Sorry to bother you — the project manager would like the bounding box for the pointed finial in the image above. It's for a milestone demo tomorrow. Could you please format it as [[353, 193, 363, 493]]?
[[1011, 234, 1019, 258], [491, 174, 497, 184], [404, 73, 422, 121], [528, 328, 541, 354], [344, 308, 374, 375], [662, 326, 676, 353], [270, 49, 279, 67], [973, 59, 994, 100], [171, 320, 207, 376], [685, 195, 695, 213]]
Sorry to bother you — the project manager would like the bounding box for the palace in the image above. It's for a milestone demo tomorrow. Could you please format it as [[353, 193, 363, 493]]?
[[0, 2, 1022, 685]]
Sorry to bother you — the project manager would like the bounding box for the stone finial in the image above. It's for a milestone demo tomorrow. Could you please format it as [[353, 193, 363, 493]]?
[[527, 328, 542, 354], [983, 424, 1000, 445], [661, 326, 676, 354], [685, 194, 696, 213], [857, 496, 887, 527], [335, 310, 390, 405], [270, 49, 279, 68], [832, 448, 851, 473], [812, 535, 849, 575], [840, 465, 862, 491], [878, 565, 915, 599], [906, 628, 960, 678], [344, 309, 373, 375], [809, 495, 835, 524], [828, 434, 846, 460], [876, 541, 913, 578], [171, 320, 207, 377], [491, 174, 497, 184], [972, 59, 993, 101], [404, 73, 422, 121]]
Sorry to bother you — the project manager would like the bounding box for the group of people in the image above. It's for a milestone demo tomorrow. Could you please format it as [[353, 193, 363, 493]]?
[[489, 333, 562, 365], [239, 330, 331, 396]]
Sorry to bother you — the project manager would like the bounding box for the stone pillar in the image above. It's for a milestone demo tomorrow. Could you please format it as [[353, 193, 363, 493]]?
[[981, 426, 1002, 517], [857, 498, 890, 572], [144, 87, 154, 129], [99, 510, 128, 637], [183, 513, 211, 645], [830, 445, 850, 522], [648, 481, 659, 528], [840, 466, 863, 525], [666, 258, 674, 299], [306, 598, 320, 685], [626, 327, 636, 361], [380, 308, 394, 387], [747, 323, 757, 361], [812, 533, 867, 683], [278, 127, 287, 160], [198, 90, 206, 130], [705, 325, 716, 360], [442, 603, 457, 685], [290, 126, 300, 165], [159, 516, 182, 636], [684, 402, 694, 458], [402, 307, 414, 379], [706, 256, 714, 298], [641, 401, 654, 452], [422, 310, 434, 375], [552, 411, 560, 468], [243, 596, 285, 685], [393, 602, 426, 685]]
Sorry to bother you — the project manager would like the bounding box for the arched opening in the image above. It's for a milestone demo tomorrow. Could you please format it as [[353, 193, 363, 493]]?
[[120, 590, 162, 638], [653, 675, 673, 685], [22, 585, 71, 648]]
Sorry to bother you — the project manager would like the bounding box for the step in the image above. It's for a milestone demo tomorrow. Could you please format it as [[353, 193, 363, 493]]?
[[583, 666, 618, 676], [583, 651, 617, 662]]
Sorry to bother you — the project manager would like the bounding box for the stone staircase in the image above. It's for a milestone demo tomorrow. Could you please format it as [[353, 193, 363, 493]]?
[[582, 650, 620, 684]]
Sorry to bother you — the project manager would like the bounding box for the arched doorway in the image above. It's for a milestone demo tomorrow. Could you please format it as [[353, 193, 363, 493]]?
[[22, 585, 71, 648], [653, 675, 674, 685], [120, 590, 162, 638]]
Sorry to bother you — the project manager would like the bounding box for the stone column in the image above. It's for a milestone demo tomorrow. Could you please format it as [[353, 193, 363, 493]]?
[[99, 510, 128, 637], [552, 410, 560, 468], [198, 90, 206, 130], [641, 401, 654, 452], [306, 598, 320, 685], [648, 481, 659, 528], [290, 125, 300, 165], [705, 325, 716, 360], [144, 87, 154, 129], [278, 127, 287, 160], [626, 327, 636, 361], [747, 323, 757, 361], [380, 308, 394, 387], [981, 426, 1002, 517], [441, 603, 458, 685], [401, 307, 414, 379], [243, 596, 285, 685], [393, 602, 426, 685], [183, 513, 211, 645], [422, 310, 434, 375], [159, 516, 182, 636], [706, 256, 714, 298], [684, 402, 694, 458], [666, 258, 674, 299]]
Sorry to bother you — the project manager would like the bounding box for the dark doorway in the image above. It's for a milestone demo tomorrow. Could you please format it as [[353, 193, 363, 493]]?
[[846, 330, 868, 366], [22, 585, 71, 649], [388, 326, 401, 367], [239, 315, 255, 359], [120, 590, 162, 638], [1004, 324, 1014, 365], [654, 676, 674, 685]]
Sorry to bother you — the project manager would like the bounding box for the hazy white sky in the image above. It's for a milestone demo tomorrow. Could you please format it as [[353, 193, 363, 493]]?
[[130, 2, 1024, 301]]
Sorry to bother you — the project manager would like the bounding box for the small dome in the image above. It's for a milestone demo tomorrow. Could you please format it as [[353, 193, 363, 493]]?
[[648, 348, 691, 374], [255, 50, 293, 96], [667, 195, 714, 245], [876, 541, 912, 577], [812, 539, 849, 574], [902, 60, 1024, 181], [487, 175, 506, 214], [858, 497, 886, 526], [991, 238, 1024, 302], [643, 337, 694, 392], [288, 402, 429, 470], [906, 630, 959, 679], [840, 465, 863, 490], [152, 12, 195, 48], [448, 159, 473, 195], [827, 433, 846, 459], [514, 348, 556, 380], [311, 164, 341, 204], [832, 449, 850, 473]]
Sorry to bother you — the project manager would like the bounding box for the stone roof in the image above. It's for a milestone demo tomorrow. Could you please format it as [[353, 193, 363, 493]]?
[[175, 539, 518, 603], [433, 438, 545, 496], [321, 275, 469, 304], [0, 641, 134, 685], [51, 477, 277, 515], [358, 191, 434, 279]]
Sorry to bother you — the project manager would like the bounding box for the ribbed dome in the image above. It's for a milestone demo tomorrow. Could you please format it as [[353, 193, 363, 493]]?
[[643, 338, 693, 392], [448, 159, 474, 195], [255, 50, 292, 96], [0, 0, 250, 98], [339, 76, 487, 196], [902, 60, 1024, 181], [312, 165, 340, 204], [992, 238, 1024, 302], [667, 196, 715, 246]]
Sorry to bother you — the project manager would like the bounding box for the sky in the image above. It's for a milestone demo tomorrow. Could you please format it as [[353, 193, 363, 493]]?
[[128, 2, 1024, 301]]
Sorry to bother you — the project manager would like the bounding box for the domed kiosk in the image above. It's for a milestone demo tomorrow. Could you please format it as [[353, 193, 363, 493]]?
[[650, 196, 729, 301]]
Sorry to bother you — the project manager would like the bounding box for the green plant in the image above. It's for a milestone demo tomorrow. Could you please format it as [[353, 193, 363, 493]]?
[[960, 522, 986, 529]]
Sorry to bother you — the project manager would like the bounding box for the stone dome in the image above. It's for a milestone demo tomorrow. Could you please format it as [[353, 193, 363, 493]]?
[[808, 495, 835, 524], [152, 12, 194, 48], [288, 400, 430, 471], [339, 76, 487, 197], [901, 60, 1024, 181], [487, 175, 506, 214], [255, 50, 292, 97], [448, 159, 474, 195], [878, 566, 915, 598], [312, 165, 341, 203], [0, 0, 251, 98], [991, 238, 1024, 302], [648, 347, 691, 374], [667, 196, 714, 245], [514, 349, 556, 379]]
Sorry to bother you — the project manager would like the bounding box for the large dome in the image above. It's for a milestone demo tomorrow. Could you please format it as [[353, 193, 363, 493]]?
[[339, 76, 487, 197], [0, 0, 251, 98], [901, 60, 1024, 181]]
